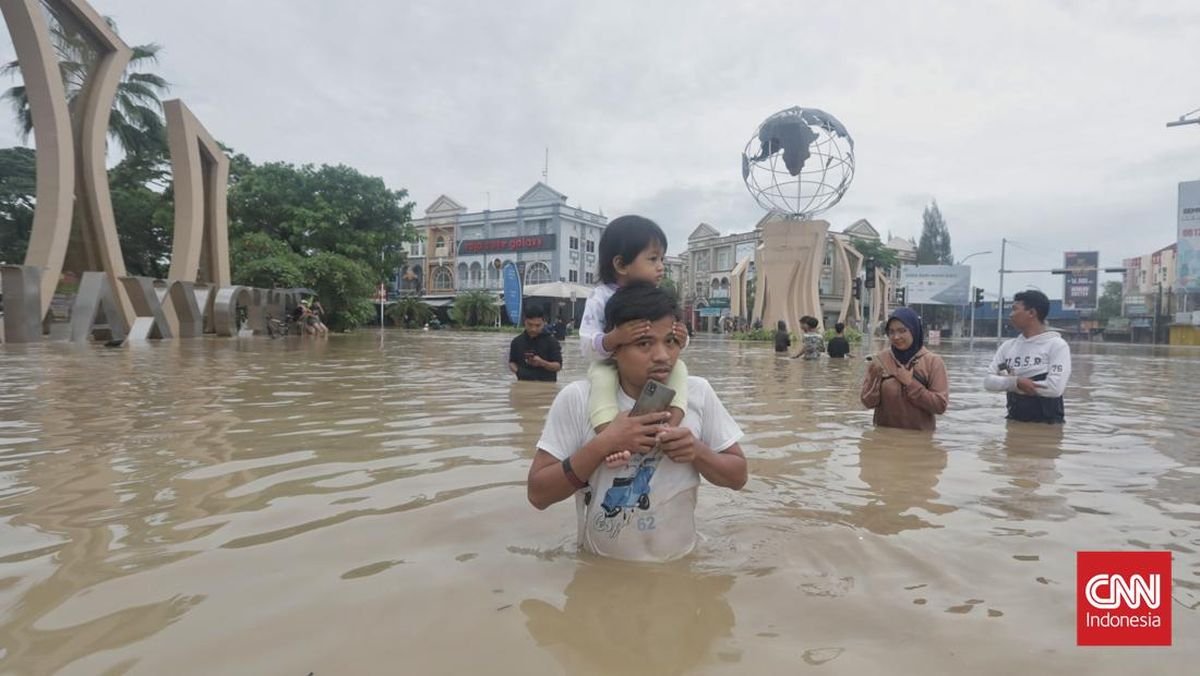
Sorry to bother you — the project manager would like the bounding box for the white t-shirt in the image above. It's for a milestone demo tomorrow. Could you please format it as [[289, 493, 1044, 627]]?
[[579, 283, 618, 361], [536, 376, 744, 562]]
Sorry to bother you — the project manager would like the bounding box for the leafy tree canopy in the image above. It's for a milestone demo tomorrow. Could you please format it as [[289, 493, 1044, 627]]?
[[917, 200, 953, 265]]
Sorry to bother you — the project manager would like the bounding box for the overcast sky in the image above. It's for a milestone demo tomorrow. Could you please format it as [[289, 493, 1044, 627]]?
[[3, 0, 1199, 297]]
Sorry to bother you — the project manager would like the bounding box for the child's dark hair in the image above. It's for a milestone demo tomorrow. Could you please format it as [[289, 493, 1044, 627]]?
[[523, 305, 546, 320], [834, 322, 845, 333], [604, 281, 680, 332], [598, 215, 668, 284], [803, 316, 820, 330]]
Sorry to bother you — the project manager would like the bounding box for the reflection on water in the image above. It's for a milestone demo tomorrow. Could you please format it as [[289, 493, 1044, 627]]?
[[521, 558, 735, 676], [0, 333, 1198, 674]]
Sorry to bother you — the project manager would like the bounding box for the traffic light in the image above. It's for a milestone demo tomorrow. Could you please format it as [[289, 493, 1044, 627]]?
[[864, 258, 876, 289], [973, 287, 984, 307], [851, 277, 861, 300], [895, 287, 906, 306]]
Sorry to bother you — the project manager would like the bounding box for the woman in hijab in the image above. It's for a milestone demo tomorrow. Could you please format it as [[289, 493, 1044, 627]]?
[[860, 307, 949, 430]]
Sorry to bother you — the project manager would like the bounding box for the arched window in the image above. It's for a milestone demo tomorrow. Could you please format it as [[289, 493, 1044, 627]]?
[[470, 262, 483, 288], [488, 260, 501, 287], [526, 261, 552, 286], [710, 278, 719, 290], [435, 235, 446, 250], [720, 277, 729, 290], [457, 263, 468, 289], [433, 265, 453, 289]]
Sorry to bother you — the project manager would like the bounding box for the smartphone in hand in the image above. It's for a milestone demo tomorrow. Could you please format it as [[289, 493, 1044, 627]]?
[[630, 380, 675, 415]]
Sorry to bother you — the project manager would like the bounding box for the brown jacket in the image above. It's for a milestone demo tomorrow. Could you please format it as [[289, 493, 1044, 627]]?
[[860, 347, 949, 431]]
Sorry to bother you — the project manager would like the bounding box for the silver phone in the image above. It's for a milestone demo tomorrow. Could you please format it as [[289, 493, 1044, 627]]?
[[630, 380, 675, 415]]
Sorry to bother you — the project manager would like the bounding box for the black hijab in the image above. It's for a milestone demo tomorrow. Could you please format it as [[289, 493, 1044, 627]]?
[[887, 307, 924, 366]]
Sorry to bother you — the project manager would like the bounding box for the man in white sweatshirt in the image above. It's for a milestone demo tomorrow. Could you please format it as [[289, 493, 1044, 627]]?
[[983, 289, 1072, 424]]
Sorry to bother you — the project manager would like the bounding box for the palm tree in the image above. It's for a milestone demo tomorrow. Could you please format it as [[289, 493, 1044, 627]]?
[[1, 16, 170, 157], [388, 296, 434, 328], [450, 290, 500, 327]]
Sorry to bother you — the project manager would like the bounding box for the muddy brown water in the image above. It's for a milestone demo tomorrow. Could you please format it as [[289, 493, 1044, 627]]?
[[0, 332, 1197, 674]]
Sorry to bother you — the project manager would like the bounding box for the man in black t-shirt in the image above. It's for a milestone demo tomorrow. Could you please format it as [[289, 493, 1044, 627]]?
[[509, 306, 563, 381], [827, 322, 851, 358]]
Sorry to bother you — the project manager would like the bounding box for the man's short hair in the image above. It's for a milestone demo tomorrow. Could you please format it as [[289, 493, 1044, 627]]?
[[604, 281, 680, 332], [835, 322, 845, 333], [524, 305, 546, 321], [1013, 289, 1050, 322]]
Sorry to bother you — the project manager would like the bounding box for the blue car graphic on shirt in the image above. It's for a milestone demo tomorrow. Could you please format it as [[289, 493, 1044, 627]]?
[[600, 462, 656, 518]]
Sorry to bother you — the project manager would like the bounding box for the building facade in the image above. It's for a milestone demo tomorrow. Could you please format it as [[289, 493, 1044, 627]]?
[[401, 183, 608, 302]]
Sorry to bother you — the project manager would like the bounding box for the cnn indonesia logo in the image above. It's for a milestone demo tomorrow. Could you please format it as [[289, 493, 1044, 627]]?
[[1077, 551, 1171, 646]]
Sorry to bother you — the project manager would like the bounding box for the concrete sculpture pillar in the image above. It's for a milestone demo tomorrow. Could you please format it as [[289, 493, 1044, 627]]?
[[833, 237, 864, 327], [752, 214, 829, 335], [1, 0, 136, 331]]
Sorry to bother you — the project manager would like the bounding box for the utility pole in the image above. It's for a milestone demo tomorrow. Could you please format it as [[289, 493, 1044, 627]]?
[[996, 238, 1007, 338]]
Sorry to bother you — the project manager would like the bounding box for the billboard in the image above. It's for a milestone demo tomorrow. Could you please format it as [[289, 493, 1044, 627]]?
[[899, 265, 970, 305], [1063, 251, 1099, 310], [1178, 180, 1200, 292], [502, 261, 522, 324]]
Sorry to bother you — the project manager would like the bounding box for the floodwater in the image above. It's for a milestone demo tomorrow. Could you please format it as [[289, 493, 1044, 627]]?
[[0, 331, 1197, 675]]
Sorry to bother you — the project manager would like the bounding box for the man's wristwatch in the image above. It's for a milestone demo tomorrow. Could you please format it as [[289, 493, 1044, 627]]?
[[562, 457, 588, 490]]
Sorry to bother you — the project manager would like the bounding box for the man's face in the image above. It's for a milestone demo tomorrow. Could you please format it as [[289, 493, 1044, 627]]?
[[613, 315, 682, 391], [1009, 301, 1035, 331], [524, 317, 544, 337]]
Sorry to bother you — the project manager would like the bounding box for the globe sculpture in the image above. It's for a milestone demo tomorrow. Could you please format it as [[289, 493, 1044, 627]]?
[[743, 106, 869, 337], [741, 106, 855, 219]]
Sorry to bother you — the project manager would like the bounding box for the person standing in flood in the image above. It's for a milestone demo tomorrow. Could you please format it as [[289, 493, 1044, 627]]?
[[773, 320, 791, 354], [860, 308, 949, 431], [983, 289, 1071, 424], [827, 322, 851, 359]]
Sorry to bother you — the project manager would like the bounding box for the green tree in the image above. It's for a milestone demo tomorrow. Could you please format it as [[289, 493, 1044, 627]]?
[[108, 150, 174, 276], [1097, 280, 1123, 322], [0, 146, 35, 263], [227, 160, 416, 283], [450, 289, 499, 327], [1, 17, 170, 157], [660, 277, 679, 303], [388, 296, 434, 328], [917, 200, 953, 265], [848, 237, 898, 269], [227, 158, 417, 331], [229, 231, 305, 289], [299, 251, 376, 332]]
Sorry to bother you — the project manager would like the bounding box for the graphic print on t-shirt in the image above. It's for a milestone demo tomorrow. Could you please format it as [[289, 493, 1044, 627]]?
[[593, 453, 661, 539]]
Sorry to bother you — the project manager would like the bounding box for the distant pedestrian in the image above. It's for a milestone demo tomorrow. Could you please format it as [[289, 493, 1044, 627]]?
[[827, 322, 850, 358], [509, 306, 563, 382], [792, 316, 824, 360], [773, 320, 791, 353], [860, 308, 949, 431]]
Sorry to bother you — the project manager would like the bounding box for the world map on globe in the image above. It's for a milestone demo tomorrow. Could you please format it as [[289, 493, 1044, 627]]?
[[742, 106, 855, 218]]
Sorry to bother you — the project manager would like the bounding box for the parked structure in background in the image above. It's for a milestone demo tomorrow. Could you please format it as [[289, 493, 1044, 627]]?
[[680, 217, 915, 332], [401, 183, 608, 316]]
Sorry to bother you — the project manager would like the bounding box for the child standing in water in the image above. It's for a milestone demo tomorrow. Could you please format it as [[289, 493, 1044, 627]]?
[[579, 215, 689, 468]]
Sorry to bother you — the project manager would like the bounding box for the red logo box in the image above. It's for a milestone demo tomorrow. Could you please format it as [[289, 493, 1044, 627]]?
[[1077, 551, 1171, 646]]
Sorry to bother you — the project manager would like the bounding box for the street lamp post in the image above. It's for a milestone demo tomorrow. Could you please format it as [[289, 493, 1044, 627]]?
[[997, 238, 1008, 339], [956, 250, 991, 341]]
